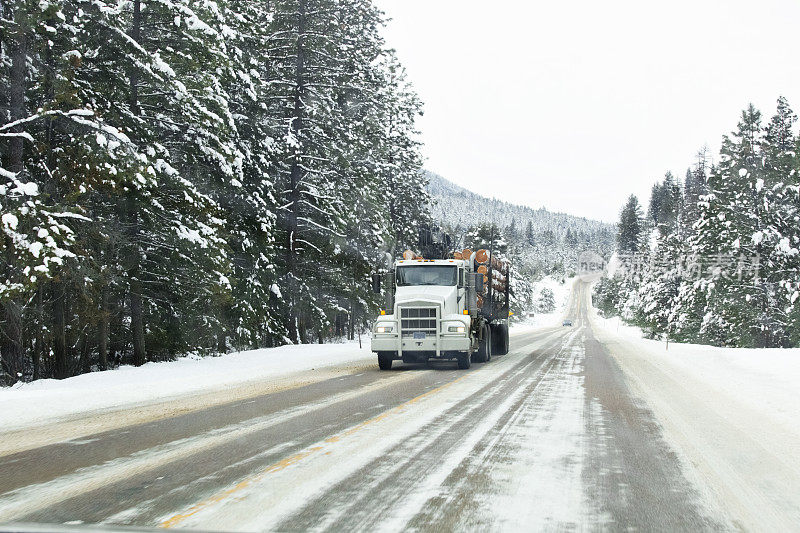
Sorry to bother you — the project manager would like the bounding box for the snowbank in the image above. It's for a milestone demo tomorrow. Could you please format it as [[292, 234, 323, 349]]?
[[590, 305, 800, 530], [593, 313, 800, 442], [0, 342, 372, 432], [511, 276, 574, 333]]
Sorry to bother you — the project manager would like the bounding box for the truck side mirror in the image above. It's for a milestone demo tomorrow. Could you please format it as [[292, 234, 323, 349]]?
[[474, 272, 484, 293], [371, 273, 381, 294]]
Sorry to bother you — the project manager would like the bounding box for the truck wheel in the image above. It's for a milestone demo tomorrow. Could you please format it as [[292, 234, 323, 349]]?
[[476, 325, 491, 363], [457, 352, 471, 369], [378, 352, 393, 370], [492, 324, 509, 355]]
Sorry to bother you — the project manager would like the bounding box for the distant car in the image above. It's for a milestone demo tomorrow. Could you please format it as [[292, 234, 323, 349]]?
[[562, 319, 573, 326]]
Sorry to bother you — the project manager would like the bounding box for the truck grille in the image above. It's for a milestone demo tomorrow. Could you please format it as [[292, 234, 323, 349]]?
[[400, 307, 438, 337]]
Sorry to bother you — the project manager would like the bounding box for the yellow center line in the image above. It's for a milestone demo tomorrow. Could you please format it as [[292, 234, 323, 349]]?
[[159, 372, 471, 529]]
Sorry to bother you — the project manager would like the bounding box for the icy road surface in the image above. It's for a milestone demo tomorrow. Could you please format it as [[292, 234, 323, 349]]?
[[1, 283, 797, 531]]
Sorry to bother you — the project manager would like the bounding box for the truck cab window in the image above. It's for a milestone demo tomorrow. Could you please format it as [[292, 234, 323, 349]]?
[[396, 266, 458, 286]]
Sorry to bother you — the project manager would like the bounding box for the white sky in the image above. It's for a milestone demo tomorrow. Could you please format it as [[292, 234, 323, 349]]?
[[374, 0, 800, 223]]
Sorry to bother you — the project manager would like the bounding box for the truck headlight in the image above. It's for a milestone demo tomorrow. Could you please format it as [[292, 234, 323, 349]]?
[[448, 326, 466, 333], [376, 326, 393, 333]]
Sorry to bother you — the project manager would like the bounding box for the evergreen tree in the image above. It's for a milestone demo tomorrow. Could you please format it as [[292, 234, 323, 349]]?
[[618, 101, 800, 348], [1, 0, 430, 382], [536, 287, 556, 313], [617, 195, 643, 253], [525, 220, 535, 246]]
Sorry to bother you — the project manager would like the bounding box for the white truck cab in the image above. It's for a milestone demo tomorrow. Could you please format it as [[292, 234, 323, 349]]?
[[371, 254, 510, 370]]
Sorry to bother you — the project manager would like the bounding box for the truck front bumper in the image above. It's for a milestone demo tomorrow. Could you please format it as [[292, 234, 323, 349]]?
[[371, 335, 470, 356]]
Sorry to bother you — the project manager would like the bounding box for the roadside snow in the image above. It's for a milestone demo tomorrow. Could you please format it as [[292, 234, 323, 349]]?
[[590, 305, 800, 530], [511, 276, 574, 333], [0, 342, 372, 432], [594, 315, 800, 434]]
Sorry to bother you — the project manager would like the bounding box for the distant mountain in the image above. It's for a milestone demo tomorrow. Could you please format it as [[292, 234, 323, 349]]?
[[426, 171, 612, 245], [425, 170, 615, 312]]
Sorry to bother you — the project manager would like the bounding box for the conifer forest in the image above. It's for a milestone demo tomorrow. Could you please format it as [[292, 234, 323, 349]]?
[[0, 0, 429, 382], [595, 98, 800, 349]]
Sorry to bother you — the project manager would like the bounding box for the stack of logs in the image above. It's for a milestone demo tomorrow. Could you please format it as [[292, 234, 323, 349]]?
[[453, 248, 509, 310]]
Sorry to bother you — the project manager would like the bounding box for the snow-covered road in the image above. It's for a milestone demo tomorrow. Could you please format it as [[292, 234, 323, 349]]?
[[0, 282, 797, 531]]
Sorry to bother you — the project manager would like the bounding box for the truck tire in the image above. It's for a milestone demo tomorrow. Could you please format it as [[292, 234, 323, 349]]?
[[378, 352, 393, 370], [457, 352, 471, 369], [492, 323, 509, 355], [474, 325, 491, 363]]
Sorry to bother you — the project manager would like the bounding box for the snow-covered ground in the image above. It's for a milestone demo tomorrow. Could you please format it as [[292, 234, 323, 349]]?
[[590, 306, 800, 531], [158, 329, 588, 531], [511, 276, 574, 333], [593, 313, 800, 435], [0, 341, 372, 433]]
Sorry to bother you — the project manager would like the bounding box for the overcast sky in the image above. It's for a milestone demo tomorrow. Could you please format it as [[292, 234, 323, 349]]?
[[373, 0, 800, 223]]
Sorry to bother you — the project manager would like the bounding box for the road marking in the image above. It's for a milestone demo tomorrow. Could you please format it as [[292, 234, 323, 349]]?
[[0, 372, 422, 521], [158, 373, 471, 529], [64, 438, 101, 446]]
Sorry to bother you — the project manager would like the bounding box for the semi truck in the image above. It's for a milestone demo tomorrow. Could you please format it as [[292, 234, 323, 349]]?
[[370, 248, 511, 370]]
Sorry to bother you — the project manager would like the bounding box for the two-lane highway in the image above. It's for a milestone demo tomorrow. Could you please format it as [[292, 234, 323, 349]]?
[[0, 282, 728, 531]]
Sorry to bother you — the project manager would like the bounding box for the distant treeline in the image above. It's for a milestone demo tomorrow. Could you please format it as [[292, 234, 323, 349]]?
[[427, 171, 616, 314], [595, 98, 800, 348], [0, 0, 429, 383]]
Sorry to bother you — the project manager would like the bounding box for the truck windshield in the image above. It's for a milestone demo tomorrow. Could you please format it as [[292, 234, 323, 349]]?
[[396, 265, 458, 286]]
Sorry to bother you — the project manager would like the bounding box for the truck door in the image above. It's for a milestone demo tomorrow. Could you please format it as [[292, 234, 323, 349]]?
[[458, 268, 465, 312]]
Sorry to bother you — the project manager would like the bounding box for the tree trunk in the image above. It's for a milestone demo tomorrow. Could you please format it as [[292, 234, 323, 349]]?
[[129, 0, 141, 115], [79, 331, 91, 374], [130, 285, 146, 366], [52, 282, 68, 379], [298, 316, 307, 345], [97, 285, 109, 370], [0, 1, 27, 385], [109, 297, 124, 365], [33, 287, 43, 379], [127, 0, 146, 367], [348, 304, 355, 341], [284, 0, 307, 345], [7, 1, 25, 170], [1, 301, 24, 383]]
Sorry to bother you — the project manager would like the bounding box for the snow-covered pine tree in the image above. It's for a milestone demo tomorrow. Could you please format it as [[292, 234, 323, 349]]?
[[61, 0, 236, 364], [377, 53, 428, 255], [218, 0, 286, 348], [714, 104, 787, 346], [328, 0, 412, 341], [536, 287, 556, 314], [636, 174, 684, 337], [760, 97, 799, 346], [617, 194, 643, 254], [671, 152, 712, 342], [682, 147, 710, 236], [673, 103, 791, 347], [265, 0, 384, 343], [525, 220, 535, 246], [674, 108, 761, 346], [0, 0, 132, 380]]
